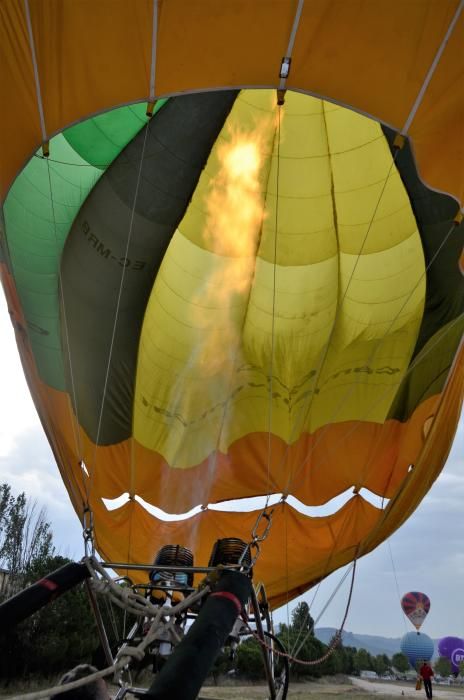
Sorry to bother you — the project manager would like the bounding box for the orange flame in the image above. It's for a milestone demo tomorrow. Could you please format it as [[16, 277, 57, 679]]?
[[193, 119, 274, 374]]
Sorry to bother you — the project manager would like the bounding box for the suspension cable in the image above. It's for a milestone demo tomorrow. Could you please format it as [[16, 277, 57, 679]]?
[[288, 505, 354, 658], [243, 100, 283, 564], [24, 0, 86, 513], [24, 31, 87, 525], [285, 216, 461, 496], [242, 115, 402, 515], [281, 144, 401, 499], [45, 159, 86, 511], [266, 302, 462, 657], [246, 556, 357, 668], [91, 118, 151, 468], [85, 118, 151, 560], [387, 539, 409, 635], [265, 98, 282, 505]]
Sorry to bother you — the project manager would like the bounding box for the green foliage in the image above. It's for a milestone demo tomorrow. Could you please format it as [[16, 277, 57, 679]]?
[[372, 653, 391, 676], [236, 637, 265, 680], [0, 483, 53, 587], [0, 484, 103, 683], [353, 647, 373, 674], [434, 656, 452, 677], [275, 607, 397, 681], [291, 601, 314, 636], [392, 652, 409, 673], [0, 483, 403, 686], [0, 554, 98, 680]]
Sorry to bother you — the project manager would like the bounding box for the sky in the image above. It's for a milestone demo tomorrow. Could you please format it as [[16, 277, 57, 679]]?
[[0, 289, 463, 642]]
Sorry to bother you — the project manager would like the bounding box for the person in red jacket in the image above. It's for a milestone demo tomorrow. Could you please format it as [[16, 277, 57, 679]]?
[[419, 660, 434, 699]]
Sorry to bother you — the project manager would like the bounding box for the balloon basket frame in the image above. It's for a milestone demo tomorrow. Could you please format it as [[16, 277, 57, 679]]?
[[86, 557, 289, 700]]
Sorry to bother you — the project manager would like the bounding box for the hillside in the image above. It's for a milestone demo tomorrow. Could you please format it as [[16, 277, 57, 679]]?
[[315, 628, 438, 658]]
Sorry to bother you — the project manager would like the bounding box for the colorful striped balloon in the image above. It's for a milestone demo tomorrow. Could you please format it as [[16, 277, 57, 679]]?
[[401, 592, 431, 631]]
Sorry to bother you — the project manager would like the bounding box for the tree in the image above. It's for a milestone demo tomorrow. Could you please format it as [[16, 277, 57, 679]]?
[[291, 601, 314, 636], [353, 648, 373, 674], [0, 554, 98, 680], [434, 656, 451, 677], [341, 646, 357, 675], [0, 484, 100, 682], [0, 483, 54, 594], [320, 635, 343, 676], [373, 653, 391, 676], [392, 652, 409, 674]]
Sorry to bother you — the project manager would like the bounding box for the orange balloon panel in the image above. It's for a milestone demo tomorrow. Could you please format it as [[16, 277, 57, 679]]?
[[0, 1, 463, 202], [1, 4, 463, 608], [89, 496, 381, 608]]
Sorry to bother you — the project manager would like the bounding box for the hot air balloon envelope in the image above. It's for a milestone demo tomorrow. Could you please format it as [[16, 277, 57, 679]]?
[[1, 3, 464, 608], [400, 632, 434, 670], [438, 637, 464, 675], [401, 592, 431, 631]]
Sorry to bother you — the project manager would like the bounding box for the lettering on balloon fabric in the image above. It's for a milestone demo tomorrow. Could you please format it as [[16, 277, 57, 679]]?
[[81, 220, 146, 271]]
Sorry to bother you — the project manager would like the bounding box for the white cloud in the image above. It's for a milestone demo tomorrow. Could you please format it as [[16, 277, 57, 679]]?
[[0, 298, 40, 456], [0, 425, 84, 559], [0, 289, 83, 558]]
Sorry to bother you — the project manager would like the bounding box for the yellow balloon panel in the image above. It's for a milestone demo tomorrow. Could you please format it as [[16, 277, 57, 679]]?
[[134, 92, 425, 467]]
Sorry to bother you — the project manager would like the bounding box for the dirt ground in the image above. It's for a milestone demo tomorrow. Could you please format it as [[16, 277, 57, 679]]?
[[197, 677, 464, 700], [352, 677, 464, 699], [199, 680, 367, 699], [3, 676, 464, 699]]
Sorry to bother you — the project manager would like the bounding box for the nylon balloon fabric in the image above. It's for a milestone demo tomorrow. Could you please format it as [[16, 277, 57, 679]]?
[[401, 632, 434, 669], [401, 591, 431, 631], [1, 2, 464, 608]]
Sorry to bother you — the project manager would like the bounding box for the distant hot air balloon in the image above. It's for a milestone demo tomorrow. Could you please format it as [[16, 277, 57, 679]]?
[[401, 592, 431, 631], [438, 637, 464, 675], [400, 632, 434, 670]]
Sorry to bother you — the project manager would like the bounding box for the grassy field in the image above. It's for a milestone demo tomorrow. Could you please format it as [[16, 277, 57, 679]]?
[[2, 676, 463, 699], [198, 677, 464, 700], [0, 677, 379, 699], [199, 682, 392, 699]]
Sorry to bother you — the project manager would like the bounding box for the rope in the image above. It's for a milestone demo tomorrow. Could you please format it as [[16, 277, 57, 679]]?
[[253, 108, 401, 508], [148, 0, 159, 103], [87, 557, 210, 619], [281, 145, 400, 499], [278, 0, 305, 92], [46, 159, 85, 472], [103, 590, 120, 643], [92, 118, 150, 463], [23, 0, 47, 147], [6, 664, 120, 700], [6, 558, 211, 700], [284, 501, 290, 654], [288, 508, 354, 658], [242, 100, 283, 566], [88, 559, 164, 617], [387, 539, 409, 635], [289, 579, 323, 658], [25, 0, 85, 514], [265, 104, 282, 504], [401, 0, 463, 136], [291, 561, 355, 664], [87, 117, 151, 560], [246, 557, 357, 668]]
